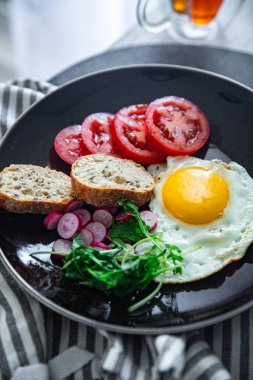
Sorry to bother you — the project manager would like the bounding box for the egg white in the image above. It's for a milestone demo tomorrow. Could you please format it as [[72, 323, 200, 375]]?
[[148, 156, 253, 283]]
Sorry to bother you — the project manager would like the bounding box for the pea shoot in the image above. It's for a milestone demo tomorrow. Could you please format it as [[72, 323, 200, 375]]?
[[31, 199, 183, 312]]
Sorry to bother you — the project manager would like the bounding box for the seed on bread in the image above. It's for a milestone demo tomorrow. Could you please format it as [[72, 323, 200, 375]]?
[[0, 164, 75, 214], [71, 154, 154, 207]]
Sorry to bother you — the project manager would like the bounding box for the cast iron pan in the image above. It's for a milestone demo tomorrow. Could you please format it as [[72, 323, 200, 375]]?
[[1, 65, 253, 334]]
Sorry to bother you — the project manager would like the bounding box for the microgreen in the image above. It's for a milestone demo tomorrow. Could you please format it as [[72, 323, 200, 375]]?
[[31, 199, 184, 312]]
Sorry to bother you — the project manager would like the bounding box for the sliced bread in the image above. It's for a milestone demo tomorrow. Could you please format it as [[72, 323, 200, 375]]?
[[71, 154, 154, 207], [0, 164, 74, 214]]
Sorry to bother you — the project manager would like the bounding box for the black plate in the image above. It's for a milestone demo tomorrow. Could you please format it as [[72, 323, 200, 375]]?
[[1, 65, 253, 335]]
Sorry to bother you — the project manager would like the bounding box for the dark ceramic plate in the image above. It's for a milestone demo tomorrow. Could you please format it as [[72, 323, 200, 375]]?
[[1, 65, 253, 335]]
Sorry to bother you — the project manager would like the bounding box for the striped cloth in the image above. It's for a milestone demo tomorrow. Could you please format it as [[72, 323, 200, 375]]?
[[0, 79, 250, 380]]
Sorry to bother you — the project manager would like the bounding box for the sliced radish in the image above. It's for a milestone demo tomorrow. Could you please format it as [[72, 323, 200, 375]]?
[[117, 243, 133, 263], [85, 222, 107, 242], [80, 229, 94, 245], [43, 211, 63, 230], [140, 210, 157, 231], [57, 213, 82, 239], [93, 209, 113, 229], [63, 200, 84, 213], [91, 241, 111, 250], [51, 239, 72, 265], [97, 205, 118, 214], [115, 211, 132, 222], [135, 241, 153, 256], [52, 239, 72, 261], [73, 209, 91, 227]]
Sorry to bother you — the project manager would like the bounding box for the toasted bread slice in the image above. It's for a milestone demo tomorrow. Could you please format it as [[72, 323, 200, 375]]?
[[0, 164, 74, 214], [71, 154, 154, 207]]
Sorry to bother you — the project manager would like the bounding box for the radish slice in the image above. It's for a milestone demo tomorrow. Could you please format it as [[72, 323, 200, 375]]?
[[97, 205, 118, 214], [63, 200, 84, 213], [115, 211, 132, 222], [85, 222, 107, 242], [52, 239, 72, 258], [43, 211, 63, 230], [80, 229, 94, 245], [51, 239, 72, 265], [91, 242, 111, 250], [117, 243, 133, 263], [135, 241, 153, 256], [57, 213, 82, 239], [140, 210, 157, 231], [93, 209, 113, 229], [73, 209, 91, 227]]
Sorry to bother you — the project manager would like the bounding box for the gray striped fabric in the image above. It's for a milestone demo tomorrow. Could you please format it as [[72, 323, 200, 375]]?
[[0, 79, 249, 380]]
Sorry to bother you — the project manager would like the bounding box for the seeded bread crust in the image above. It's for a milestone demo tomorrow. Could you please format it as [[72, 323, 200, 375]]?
[[0, 164, 75, 214], [71, 154, 154, 207]]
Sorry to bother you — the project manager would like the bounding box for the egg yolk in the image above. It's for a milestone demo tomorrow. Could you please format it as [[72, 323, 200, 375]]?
[[162, 166, 229, 224]]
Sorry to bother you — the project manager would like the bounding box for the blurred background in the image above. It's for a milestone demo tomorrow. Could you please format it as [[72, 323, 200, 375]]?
[[0, 0, 145, 81], [0, 0, 252, 83]]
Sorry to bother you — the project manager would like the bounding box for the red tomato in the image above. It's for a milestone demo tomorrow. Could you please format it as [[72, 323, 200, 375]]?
[[145, 96, 210, 155], [54, 125, 89, 165], [112, 104, 166, 164], [81, 113, 117, 154]]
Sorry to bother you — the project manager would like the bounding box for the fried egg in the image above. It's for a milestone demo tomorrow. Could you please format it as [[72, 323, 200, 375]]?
[[149, 156, 253, 283]]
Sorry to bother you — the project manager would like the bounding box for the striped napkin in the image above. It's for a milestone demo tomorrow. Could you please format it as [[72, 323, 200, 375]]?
[[0, 79, 250, 380]]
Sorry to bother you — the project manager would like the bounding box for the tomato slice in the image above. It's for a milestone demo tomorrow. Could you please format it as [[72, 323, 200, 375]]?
[[145, 96, 210, 155], [112, 104, 166, 164], [81, 112, 117, 154], [54, 125, 89, 165]]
